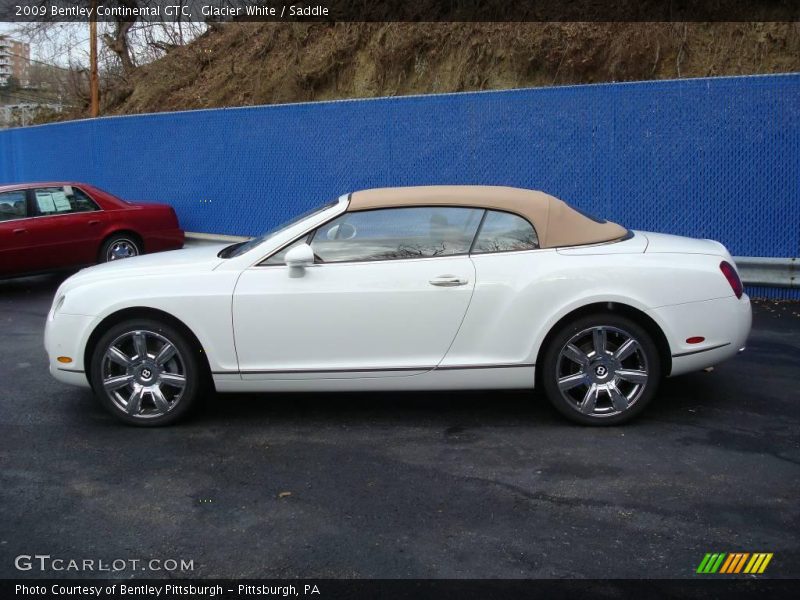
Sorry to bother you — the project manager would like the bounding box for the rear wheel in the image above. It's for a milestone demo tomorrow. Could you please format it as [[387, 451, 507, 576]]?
[[541, 313, 661, 425], [89, 319, 201, 426], [100, 234, 141, 263]]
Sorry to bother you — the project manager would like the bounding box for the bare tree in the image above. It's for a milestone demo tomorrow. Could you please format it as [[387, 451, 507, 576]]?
[[102, 10, 137, 74], [6, 2, 206, 115]]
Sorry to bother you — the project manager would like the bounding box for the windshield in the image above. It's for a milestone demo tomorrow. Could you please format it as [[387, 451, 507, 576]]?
[[219, 199, 340, 258]]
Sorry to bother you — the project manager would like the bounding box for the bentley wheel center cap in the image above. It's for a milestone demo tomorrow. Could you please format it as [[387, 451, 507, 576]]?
[[136, 363, 158, 383]]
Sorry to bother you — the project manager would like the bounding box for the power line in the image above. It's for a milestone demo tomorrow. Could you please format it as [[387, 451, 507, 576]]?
[[0, 83, 69, 102], [1, 48, 77, 72], [0, 92, 65, 105]]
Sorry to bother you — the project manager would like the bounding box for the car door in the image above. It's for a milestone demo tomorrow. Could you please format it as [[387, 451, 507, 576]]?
[[0, 189, 45, 276], [232, 206, 484, 377], [442, 209, 545, 367], [29, 185, 107, 268]]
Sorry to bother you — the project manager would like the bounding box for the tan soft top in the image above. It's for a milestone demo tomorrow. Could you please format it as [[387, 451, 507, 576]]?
[[348, 185, 627, 248]]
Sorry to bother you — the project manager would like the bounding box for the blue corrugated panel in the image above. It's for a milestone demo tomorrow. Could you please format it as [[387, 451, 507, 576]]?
[[1, 73, 798, 298]]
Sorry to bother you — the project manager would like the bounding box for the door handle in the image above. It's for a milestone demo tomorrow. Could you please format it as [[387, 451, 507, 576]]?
[[88, 220, 100, 226], [429, 275, 468, 287], [13, 228, 28, 235]]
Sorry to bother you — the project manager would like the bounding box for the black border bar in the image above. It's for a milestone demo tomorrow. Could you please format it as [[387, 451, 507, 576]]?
[[4, 579, 800, 600], [1, 0, 799, 23]]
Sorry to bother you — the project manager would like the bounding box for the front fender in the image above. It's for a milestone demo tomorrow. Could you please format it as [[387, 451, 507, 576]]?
[[53, 270, 240, 373]]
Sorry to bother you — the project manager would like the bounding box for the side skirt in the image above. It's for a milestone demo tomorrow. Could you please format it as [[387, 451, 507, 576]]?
[[213, 364, 535, 393]]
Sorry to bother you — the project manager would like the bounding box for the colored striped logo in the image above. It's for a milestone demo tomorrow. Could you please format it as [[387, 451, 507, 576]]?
[[697, 553, 773, 574]]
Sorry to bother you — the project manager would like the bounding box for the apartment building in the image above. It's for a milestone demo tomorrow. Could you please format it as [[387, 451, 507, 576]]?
[[0, 35, 30, 87]]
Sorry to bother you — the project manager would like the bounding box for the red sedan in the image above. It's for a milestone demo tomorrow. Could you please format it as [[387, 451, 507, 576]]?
[[0, 182, 184, 278]]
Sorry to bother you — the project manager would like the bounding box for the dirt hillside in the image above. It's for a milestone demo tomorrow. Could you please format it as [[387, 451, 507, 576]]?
[[98, 22, 800, 116]]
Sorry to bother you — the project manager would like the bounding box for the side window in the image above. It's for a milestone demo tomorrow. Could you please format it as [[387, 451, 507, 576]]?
[[70, 187, 100, 212], [261, 236, 309, 266], [0, 191, 28, 222], [32, 186, 99, 216], [472, 210, 539, 253], [311, 207, 484, 263]]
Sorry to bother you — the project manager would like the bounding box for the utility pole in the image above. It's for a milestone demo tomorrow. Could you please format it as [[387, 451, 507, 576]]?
[[89, 0, 99, 117]]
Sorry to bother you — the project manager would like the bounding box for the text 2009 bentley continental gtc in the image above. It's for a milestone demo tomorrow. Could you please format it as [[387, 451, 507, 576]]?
[[45, 186, 751, 426]]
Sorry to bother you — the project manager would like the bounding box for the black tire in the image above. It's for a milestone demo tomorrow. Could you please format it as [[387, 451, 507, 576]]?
[[89, 318, 202, 426], [99, 233, 141, 263], [540, 313, 661, 426]]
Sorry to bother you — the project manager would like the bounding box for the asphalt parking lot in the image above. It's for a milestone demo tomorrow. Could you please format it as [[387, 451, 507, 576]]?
[[1, 271, 798, 579]]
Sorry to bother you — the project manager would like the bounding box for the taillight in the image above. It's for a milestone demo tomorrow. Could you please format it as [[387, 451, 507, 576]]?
[[720, 261, 743, 299]]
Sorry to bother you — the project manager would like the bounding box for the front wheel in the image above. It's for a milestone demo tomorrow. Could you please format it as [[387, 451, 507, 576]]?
[[89, 319, 202, 426], [541, 314, 661, 425]]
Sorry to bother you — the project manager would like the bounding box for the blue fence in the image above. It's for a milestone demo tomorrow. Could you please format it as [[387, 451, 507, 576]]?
[[1, 73, 798, 298]]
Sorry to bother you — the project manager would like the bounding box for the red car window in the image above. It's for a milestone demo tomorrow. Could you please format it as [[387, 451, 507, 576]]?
[[0, 190, 27, 221], [32, 186, 99, 216]]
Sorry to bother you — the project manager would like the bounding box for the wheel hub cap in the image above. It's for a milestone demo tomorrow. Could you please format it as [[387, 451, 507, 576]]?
[[109, 241, 137, 261], [134, 361, 159, 384], [555, 325, 650, 418], [100, 330, 187, 419]]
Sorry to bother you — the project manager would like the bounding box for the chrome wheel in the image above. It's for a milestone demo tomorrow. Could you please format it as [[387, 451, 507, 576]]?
[[100, 329, 186, 419], [556, 325, 649, 418], [107, 239, 138, 261]]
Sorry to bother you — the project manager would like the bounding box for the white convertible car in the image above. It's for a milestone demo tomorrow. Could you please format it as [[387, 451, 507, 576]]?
[[45, 186, 751, 426]]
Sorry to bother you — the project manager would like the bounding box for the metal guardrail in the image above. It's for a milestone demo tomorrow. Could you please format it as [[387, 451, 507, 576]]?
[[185, 232, 250, 244], [185, 233, 797, 289], [735, 256, 798, 288]]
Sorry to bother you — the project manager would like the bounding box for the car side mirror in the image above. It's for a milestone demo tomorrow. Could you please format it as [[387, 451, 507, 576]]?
[[284, 243, 315, 273], [326, 222, 357, 240]]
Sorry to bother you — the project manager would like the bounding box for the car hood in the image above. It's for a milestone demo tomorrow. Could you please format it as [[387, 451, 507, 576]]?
[[58, 244, 228, 292]]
